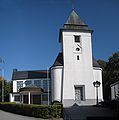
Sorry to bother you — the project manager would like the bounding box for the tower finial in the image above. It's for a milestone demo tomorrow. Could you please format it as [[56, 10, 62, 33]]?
[[71, 0, 75, 10], [72, 3, 74, 10]]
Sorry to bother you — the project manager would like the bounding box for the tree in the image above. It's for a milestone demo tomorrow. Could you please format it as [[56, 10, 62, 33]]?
[[98, 52, 119, 101], [104, 52, 119, 86], [97, 59, 106, 70], [0, 80, 12, 102]]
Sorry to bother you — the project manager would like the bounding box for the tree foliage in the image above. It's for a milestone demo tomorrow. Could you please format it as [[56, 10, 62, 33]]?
[[0, 80, 12, 102], [97, 59, 106, 70], [105, 52, 119, 84], [98, 52, 119, 101]]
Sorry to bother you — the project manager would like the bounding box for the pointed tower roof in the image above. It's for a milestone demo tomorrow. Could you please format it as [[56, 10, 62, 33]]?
[[63, 10, 92, 31], [59, 10, 93, 42], [65, 10, 85, 25]]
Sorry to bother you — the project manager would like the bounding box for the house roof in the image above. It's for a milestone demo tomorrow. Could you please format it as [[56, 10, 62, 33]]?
[[19, 86, 44, 93], [52, 52, 100, 68], [110, 81, 119, 87], [93, 57, 100, 67], [51, 52, 63, 67], [12, 70, 50, 80]]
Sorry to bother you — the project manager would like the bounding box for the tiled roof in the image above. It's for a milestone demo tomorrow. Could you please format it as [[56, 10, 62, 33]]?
[[51, 52, 63, 67], [93, 57, 100, 67]]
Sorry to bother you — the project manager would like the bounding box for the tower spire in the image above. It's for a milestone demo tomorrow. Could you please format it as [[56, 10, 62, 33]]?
[[72, 2, 74, 10], [65, 10, 86, 25], [71, 0, 75, 10]]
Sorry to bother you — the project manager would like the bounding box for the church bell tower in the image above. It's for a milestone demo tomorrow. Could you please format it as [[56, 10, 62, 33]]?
[[51, 10, 103, 107], [59, 10, 96, 106]]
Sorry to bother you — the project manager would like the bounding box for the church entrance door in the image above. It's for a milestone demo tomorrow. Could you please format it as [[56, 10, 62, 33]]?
[[75, 85, 85, 101], [75, 87, 81, 101]]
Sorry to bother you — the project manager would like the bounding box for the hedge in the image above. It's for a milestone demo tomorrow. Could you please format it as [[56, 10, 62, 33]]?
[[0, 102, 63, 119]]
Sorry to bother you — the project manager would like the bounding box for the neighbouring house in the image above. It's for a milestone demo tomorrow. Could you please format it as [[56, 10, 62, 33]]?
[[110, 81, 119, 100], [10, 10, 103, 107], [10, 69, 51, 104]]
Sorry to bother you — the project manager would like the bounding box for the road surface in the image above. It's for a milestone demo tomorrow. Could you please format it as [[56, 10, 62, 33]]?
[[64, 103, 117, 120]]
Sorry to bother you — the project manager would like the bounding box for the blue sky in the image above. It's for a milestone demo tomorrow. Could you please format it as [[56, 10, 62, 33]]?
[[0, 0, 119, 80]]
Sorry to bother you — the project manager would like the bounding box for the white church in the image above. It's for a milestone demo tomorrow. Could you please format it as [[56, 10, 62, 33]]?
[[10, 10, 103, 107]]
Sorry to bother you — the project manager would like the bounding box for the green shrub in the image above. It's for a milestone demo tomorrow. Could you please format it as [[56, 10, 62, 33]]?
[[51, 101, 63, 118], [0, 102, 63, 119]]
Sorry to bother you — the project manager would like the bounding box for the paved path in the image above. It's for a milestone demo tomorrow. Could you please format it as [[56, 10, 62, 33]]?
[[0, 110, 42, 120], [64, 104, 117, 120], [0, 110, 62, 120]]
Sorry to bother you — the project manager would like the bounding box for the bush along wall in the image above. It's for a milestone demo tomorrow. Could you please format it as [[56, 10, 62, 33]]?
[[0, 102, 63, 119]]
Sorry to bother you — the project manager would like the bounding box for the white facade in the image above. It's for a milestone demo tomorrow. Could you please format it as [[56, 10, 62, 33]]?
[[10, 10, 103, 107], [13, 80, 25, 93], [62, 32, 94, 100], [10, 76, 51, 104], [51, 66, 63, 101], [51, 10, 103, 107], [93, 67, 103, 100]]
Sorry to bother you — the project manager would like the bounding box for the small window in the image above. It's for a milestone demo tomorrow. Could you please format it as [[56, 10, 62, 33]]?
[[17, 81, 23, 92], [34, 80, 41, 88], [25, 80, 32, 86], [43, 80, 48, 91], [42, 94, 48, 101], [76, 47, 80, 51], [77, 55, 79, 60], [74, 36, 80, 43]]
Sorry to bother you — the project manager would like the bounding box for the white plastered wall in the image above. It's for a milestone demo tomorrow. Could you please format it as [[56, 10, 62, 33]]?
[[93, 67, 103, 101], [62, 31, 95, 101], [13, 80, 25, 93], [51, 66, 63, 102]]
